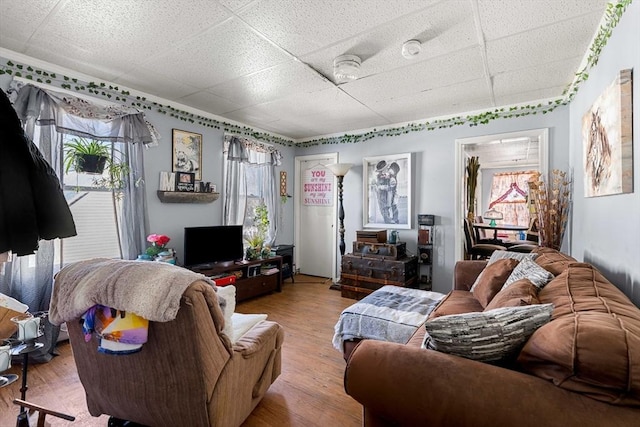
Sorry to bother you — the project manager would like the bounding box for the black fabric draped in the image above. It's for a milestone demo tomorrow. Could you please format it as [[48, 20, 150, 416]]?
[[0, 88, 76, 256]]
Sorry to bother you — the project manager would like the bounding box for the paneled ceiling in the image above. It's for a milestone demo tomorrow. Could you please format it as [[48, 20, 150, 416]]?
[[0, 0, 608, 142]]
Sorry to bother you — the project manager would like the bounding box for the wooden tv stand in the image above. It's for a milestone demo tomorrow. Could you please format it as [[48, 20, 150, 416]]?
[[188, 256, 283, 302]]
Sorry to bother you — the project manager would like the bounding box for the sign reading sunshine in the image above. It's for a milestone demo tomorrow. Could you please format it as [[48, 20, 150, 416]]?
[[303, 165, 334, 206]]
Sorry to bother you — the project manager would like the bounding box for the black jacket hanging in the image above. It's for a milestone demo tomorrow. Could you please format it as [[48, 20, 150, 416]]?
[[0, 88, 76, 255]]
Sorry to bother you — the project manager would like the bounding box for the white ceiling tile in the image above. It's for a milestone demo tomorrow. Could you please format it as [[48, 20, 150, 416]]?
[[207, 61, 333, 108], [238, 0, 438, 56], [113, 68, 200, 100], [31, 0, 232, 70], [369, 79, 493, 123], [343, 46, 486, 104], [478, 0, 609, 41], [0, 0, 59, 51], [300, 2, 477, 83], [178, 90, 243, 115], [494, 86, 566, 107], [492, 57, 581, 98], [486, 11, 605, 74], [142, 17, 291, 89], [222, 105, 282, 126], [218, 0, 255, 12]]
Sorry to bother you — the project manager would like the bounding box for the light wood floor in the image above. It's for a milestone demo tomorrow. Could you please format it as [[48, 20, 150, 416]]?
[[0, 276, 362, 427]]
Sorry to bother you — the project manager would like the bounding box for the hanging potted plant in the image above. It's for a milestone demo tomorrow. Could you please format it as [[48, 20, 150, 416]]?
[[63, 138, 111, 174]]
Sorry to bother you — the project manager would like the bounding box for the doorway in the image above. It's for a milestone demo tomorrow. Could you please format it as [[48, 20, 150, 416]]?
[[294, 153, 338, 279], [454, 129, 549, 260]]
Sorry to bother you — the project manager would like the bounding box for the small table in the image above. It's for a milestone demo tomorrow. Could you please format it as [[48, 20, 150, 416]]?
[[273, 245, 295, 282], [473, 223, 528, 242], [11, 340, 44, 414]]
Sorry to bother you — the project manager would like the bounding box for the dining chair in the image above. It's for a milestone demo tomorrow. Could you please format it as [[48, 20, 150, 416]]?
[[463, 219, 507, 260]]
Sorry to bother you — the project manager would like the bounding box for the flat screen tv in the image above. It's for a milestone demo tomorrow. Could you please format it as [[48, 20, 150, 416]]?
[[183, 225, 244, 268]]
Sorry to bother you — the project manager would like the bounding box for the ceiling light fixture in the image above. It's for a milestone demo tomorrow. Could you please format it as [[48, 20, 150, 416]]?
[[333, 54, 361, 84], [401, 39, 422, 59]]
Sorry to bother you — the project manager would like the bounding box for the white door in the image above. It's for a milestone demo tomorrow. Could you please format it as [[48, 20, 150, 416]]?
[[295, 154, 337, 278]]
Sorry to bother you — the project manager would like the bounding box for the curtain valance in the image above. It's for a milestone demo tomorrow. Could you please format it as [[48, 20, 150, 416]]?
[[224, 135, 282, 166], [13, 84, 159, 146]]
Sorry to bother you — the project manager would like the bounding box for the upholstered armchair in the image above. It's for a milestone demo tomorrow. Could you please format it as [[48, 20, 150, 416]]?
[[51, 259, 283, 427]]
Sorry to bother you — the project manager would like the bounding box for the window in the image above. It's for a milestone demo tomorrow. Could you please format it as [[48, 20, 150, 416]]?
[[56, 136, 126, 266]]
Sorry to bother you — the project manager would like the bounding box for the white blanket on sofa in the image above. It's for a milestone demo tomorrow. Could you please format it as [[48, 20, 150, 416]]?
[[332, 285, 444, 351]]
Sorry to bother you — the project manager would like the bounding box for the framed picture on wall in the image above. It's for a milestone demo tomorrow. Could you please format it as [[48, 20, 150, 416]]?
[[172, 129, 202, 181], [363, 152, 412, 229], [175, 172, 195, 192]]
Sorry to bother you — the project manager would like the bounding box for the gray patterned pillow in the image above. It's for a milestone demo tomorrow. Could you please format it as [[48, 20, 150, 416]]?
[[488, 250, 538, 265], [503, 258, 554, 289], [469, 251, 539, 292], [422, 303, 553, 362]]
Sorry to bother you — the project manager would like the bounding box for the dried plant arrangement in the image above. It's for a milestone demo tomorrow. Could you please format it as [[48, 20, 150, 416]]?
[[466, 156, 480, 222], [533, 169, 573, 251]]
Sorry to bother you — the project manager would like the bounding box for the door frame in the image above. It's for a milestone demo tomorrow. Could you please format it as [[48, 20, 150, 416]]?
[[294, 152, 339, 280], [454, 128, 549, 261]]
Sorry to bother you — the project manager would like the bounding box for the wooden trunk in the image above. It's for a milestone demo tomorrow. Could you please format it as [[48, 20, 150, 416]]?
[[352, 241, 406, 259], [340, 253, 418, 300]]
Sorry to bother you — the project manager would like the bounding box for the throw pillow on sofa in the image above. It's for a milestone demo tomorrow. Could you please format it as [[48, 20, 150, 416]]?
[[469, 250, 537, 291], [422, 303, 553, 363], [484, 278, 540, 310], [427, 291, 484, 320], [503, 258, 554, 290], [471, 258, 519, 308]]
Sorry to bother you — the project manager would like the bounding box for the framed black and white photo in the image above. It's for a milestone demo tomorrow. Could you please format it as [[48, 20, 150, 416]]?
[[172, 129, 202, 181], [363, 153, 412, 229], [175, 171, 195, 192]]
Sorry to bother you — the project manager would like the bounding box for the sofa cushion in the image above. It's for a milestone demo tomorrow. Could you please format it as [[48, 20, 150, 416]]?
[[469, 251, 537, 291], [485, 279, 540, 311], [427, 290, 484, 320], [518, 263, 640, 405], [472, 258, 519, 308], [532, 247, 577, 276], [503, 258, 554, 289], [423, 304, 553, 363]]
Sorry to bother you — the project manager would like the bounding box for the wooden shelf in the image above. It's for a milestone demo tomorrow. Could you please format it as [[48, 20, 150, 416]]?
[[156, 191, 219, 203]]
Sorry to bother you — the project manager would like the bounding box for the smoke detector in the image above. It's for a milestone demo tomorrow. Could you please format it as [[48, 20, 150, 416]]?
[[333, 54, 361, 84], [401, 40, 422, 59]]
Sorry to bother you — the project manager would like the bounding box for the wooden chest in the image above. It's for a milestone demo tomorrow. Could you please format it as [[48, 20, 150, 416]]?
[[356, 229, 387, 243], [352, 241, 406, 259], [340, 253, 418, 300]]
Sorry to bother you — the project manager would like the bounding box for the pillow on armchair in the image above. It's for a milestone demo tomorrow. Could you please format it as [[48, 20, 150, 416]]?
[[216, 285, 236, 339]]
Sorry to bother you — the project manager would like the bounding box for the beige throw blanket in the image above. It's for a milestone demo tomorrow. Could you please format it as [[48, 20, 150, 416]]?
[[49, 258, 215, 325]]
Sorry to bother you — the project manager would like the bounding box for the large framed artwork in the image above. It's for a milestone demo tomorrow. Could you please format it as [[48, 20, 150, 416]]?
[[582, 69, 633, 197], [172, 129, 202, 181], [363, 153, 412, 229]]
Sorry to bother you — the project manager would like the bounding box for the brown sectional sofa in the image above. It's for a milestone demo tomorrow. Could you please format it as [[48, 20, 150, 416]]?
[[344, 248, 640, 426]]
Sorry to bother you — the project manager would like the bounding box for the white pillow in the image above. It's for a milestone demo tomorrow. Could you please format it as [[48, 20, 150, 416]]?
[[216, 285, 236, 338], [230, 313, 268, 343]]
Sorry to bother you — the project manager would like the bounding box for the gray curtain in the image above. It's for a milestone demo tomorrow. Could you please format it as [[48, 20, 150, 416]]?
[[0, 84, 153, 312], [223, 136, 280, 246]]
